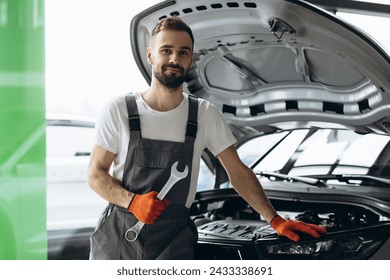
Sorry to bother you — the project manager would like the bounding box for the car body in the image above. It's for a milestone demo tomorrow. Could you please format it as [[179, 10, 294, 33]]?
[[130, 0, 390, 259], [46, 113, 107, 259]]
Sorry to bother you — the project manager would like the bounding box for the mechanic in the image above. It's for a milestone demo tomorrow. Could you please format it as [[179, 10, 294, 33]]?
[[87, 16, 327, 260]]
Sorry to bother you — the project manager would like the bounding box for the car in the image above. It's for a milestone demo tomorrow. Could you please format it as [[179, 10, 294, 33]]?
[[46, 113, 107, 259], [130, 0, 390, 259]]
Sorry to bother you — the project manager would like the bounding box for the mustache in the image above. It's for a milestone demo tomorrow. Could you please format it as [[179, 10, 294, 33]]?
[[162, 64, 184, 73]]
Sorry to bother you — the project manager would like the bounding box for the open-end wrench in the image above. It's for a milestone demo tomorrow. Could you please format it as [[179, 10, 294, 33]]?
[[125, 161, 188, 242]]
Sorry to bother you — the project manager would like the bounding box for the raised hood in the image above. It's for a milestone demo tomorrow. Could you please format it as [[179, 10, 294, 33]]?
[[130, 0, 390, 138]]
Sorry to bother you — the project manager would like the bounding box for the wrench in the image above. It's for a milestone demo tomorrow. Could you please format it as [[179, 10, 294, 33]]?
[[125, 161, 188, 242]]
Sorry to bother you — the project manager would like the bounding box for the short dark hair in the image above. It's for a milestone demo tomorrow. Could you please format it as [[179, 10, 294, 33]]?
[[151, 16, 194, 47]]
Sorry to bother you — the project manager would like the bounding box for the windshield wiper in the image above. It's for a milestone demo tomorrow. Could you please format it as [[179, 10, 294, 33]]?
[[308, 174, 390, 187], [255, 171, 329, 188]]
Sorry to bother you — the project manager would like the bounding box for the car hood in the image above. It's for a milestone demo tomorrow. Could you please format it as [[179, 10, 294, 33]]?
[[130, 0, 390, 139]]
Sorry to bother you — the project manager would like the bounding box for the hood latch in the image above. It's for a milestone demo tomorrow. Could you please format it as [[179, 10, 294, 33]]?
[[269, 18, 296, 40]]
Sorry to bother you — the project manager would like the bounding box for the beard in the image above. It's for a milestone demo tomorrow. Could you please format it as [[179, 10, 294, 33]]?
[[153, 64, 189, 89]]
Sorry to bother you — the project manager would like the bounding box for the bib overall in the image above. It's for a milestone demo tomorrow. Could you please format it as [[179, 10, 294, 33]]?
[[90, 93, 199, 259]]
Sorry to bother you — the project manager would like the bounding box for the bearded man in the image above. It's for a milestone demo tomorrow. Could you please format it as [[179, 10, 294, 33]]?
[[87, 16, 326, 260]]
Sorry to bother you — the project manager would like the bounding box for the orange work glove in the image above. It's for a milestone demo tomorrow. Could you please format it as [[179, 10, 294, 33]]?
[[270, 215, 327, 242], [127, 191, 169, 224]]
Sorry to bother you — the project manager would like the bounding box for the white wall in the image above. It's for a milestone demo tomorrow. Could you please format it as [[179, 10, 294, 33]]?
[[45, 0, 160, 118]]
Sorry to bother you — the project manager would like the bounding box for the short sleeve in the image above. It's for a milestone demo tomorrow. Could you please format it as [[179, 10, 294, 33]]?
[[94, 98, 121, 154], [204, 103, 237, 156]]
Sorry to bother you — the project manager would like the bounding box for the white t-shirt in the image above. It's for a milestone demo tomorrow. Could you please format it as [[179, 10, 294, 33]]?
[[95, 92, 236, 207]]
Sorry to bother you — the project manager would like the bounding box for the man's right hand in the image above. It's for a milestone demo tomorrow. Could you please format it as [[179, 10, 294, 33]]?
[[127, 191, 169, 224]]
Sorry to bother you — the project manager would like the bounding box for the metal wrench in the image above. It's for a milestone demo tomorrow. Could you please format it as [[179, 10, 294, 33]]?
[[125, 161, 188, 242]]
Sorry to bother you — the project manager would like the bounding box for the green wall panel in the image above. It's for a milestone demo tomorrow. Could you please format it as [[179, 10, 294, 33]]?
[[0, 0, 47, 259]]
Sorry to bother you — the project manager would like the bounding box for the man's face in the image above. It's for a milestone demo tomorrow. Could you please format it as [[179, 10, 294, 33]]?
[[147, 29, 193, 89]]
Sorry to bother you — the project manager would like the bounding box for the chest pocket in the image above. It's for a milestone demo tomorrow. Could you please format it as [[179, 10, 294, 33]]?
[[134, 147, 184, 169]]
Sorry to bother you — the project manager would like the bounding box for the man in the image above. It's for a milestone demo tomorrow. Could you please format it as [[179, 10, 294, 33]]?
[[87, 16, 326, 260]]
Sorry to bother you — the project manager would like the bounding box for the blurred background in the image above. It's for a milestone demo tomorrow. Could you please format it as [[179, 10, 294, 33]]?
[[45, 0, 161, 119]]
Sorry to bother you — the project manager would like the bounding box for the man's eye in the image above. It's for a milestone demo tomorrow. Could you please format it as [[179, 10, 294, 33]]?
[[181, 51, 189, 56]]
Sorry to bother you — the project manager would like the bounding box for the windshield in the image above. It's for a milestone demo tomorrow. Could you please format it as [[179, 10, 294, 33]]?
[[238, 129, 390, 182]]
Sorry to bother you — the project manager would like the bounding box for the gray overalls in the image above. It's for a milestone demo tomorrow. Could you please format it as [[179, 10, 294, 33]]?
[[90, 93, 199, 259]]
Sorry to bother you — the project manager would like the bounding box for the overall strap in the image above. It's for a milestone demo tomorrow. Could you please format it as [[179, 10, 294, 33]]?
[[125, 93, 198, 140], [125, 93, 141, 138], [185, 95, 198, 142]]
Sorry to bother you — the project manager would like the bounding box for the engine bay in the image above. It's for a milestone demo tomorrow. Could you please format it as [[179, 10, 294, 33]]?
[[191, 189, 390, 259], [192, 193, 383, 232]]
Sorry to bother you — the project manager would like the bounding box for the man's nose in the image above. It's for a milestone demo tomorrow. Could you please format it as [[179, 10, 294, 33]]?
[[169, 52, 180, 64]]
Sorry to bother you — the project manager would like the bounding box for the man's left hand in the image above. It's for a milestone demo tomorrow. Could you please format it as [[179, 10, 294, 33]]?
[[270, 215, 327, 242]]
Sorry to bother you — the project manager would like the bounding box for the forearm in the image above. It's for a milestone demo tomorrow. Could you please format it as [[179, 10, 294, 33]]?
[[88, 168, 134, 209], [230, 166, 278, 223], [218, 145, 326, 241], [217, 145, 278, 224]]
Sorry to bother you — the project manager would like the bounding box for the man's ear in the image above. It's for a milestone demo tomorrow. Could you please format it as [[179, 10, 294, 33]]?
[[146, 47, 153, 65]]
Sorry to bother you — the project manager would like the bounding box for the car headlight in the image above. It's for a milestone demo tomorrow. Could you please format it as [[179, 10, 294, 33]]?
[[260, 235, 385, 259], [267, 240, 334, 255]]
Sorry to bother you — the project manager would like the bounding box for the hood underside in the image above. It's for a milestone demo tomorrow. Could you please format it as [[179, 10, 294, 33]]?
[[131, 0, 390, 139]]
